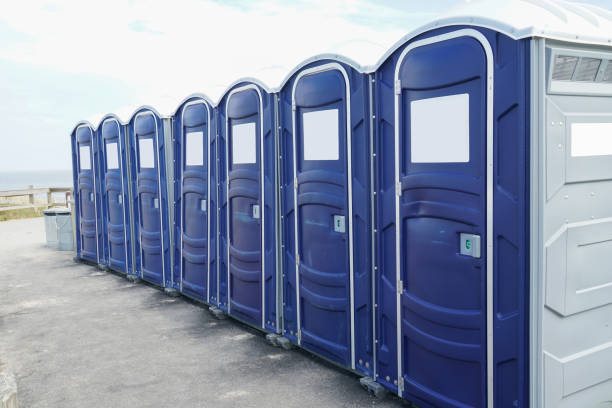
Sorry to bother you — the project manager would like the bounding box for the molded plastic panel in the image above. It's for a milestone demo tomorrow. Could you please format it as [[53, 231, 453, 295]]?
[[542, 90, 612, 407], [396, 34, 488, 408], [71, 124, 102, 264], [279, 61, 373, 376], [173, 100, 212, 302], [99, 119, 131, 274], [128, 110, 171, 287], [374, 27, 529, 408], [218, 82, 278, 334]]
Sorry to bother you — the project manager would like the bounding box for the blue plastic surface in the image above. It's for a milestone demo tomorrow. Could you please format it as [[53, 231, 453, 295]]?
[[217, 81, 278, 332], [127, 107, 172, 287], [278, 60, 373, 374], [70, 122, 103, 264], [97, 115, 132, 274], [373, 26, 529, 407], [172, 97, 217, 302]]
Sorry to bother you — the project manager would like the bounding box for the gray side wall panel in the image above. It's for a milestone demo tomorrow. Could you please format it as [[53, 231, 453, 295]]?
[[541, 41, 612, 408]]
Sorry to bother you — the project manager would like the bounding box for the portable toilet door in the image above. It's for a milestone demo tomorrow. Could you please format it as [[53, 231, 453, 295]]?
[[218, 79, 279, 332], [172, 95, 217, 303], [373, 23, 532, 407], [278, 58, 374, 374], [70, 121, 103, 266], [98, 114, 132, 275], [128, 107, 173, 288]]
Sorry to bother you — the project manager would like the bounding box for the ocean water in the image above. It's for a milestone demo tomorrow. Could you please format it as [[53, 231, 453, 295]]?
[[0, 170, 73, 191]]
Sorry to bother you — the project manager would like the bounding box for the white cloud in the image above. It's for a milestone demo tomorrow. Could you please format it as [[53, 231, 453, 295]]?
[[0, 0, 410, 117]]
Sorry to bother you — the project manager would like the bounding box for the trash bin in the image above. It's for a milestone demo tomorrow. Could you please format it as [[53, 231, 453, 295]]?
[[43, 208, 74, 251]]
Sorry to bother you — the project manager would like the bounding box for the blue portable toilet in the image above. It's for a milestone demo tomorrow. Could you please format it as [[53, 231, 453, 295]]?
[[97, 114, 133, 275], [277, 57, 374, 374], [127, 106, 174, 289], [70, 121, 104, 266], [172, 94, 217, 303], [372, 1, 612, 407], [217, 79, 279, 333]]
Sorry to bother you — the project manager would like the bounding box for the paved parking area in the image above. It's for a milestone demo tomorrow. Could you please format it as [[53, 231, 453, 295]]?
[[0, 218, 407, 408]]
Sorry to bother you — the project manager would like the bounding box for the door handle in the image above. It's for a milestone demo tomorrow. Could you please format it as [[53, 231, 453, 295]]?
[[153, 198, 159, 209]]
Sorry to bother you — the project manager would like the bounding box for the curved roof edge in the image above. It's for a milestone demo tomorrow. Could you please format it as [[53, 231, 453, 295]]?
[[97, 113, 125, 128], [70, 120, 96, 136], [276, 53, 368, 90], [216, 77, 274, 103], [172, 93, 216, 117], [370, 22, 612, 73], [127, 105, 165, 123]]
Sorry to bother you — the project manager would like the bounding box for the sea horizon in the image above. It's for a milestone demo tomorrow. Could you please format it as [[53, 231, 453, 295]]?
[[0, 169, 73, 191]]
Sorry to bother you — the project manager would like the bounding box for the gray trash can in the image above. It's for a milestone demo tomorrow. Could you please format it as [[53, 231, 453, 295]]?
[[43, 208, 74, 251]]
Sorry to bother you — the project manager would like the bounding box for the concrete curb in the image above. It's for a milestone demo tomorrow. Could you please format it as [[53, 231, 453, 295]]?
[[0, 369, 18, 408]]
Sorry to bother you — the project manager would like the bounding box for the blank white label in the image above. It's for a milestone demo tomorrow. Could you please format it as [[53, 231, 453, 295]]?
[[139, 137, 155, 169], [79, 145, 91, 170], [571, 123, 612, 157], [106, 142, 119, 170], [303, 109, 339, 161], [232, 122, 256, 164], [185, 131, 204, 166], [410, 93, 470, 163]]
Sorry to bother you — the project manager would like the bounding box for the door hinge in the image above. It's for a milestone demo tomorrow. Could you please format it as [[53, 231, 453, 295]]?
[[297, 329, 302, 343], [292, 102, 296, 112], [294, 177, 298, 189], [396, 280, 403, 295], [395, 181, 402, 197], [394, 80, 402, 95], [296, 254, 300, 266], [398, 377, 405, 392]]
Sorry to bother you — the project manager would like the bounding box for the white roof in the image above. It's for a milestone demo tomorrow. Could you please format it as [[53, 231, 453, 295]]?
[[76, 0, 612, 131]]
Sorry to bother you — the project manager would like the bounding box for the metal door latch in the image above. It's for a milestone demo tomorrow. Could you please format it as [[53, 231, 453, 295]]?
[[118, 195, 122, 205], [201, 199, 207, 212], [252, 204, 260, 219], [460, 233, 481, 258], [153, 198, 159, 209], [333, 215, 346, 233]]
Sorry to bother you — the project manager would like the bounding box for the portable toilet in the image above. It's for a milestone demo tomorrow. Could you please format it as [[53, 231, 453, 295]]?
[[217, 79, 280, 332], [277, 57, 374, 374], [172, 94, 217, 303], [127, 106, 174, 289], [372, 1, 612, 407], [70, 121, 104, 266], [97, 114, 133, 275]]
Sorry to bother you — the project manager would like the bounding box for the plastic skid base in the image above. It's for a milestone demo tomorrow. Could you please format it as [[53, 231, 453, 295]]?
[[265, 333, 294, 350], [126, 274, 140, 284], [164, 288, 179, 297], [359, 377, 388, 399], [208, 306, 226, 320]]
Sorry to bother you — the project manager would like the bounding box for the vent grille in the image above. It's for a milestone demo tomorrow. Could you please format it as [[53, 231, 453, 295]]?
[[552, 55, 578, 80], [574, 58, 602, 81], [602, 61, 612, 83]]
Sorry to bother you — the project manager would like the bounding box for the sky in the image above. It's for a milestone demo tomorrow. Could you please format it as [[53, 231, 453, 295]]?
[[1, 0, 612, 172]]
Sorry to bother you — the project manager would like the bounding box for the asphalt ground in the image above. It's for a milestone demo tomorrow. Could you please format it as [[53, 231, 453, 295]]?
[[0, 217, 407, 408]]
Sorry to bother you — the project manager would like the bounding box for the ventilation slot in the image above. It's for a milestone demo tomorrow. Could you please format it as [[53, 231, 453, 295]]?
[[574, 58, 601, 82], [552, 55, 578, 80], [602, 61, 612, 83]]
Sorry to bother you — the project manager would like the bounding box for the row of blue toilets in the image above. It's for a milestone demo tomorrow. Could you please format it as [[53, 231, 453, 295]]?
[[71, 23, 531, 408]]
